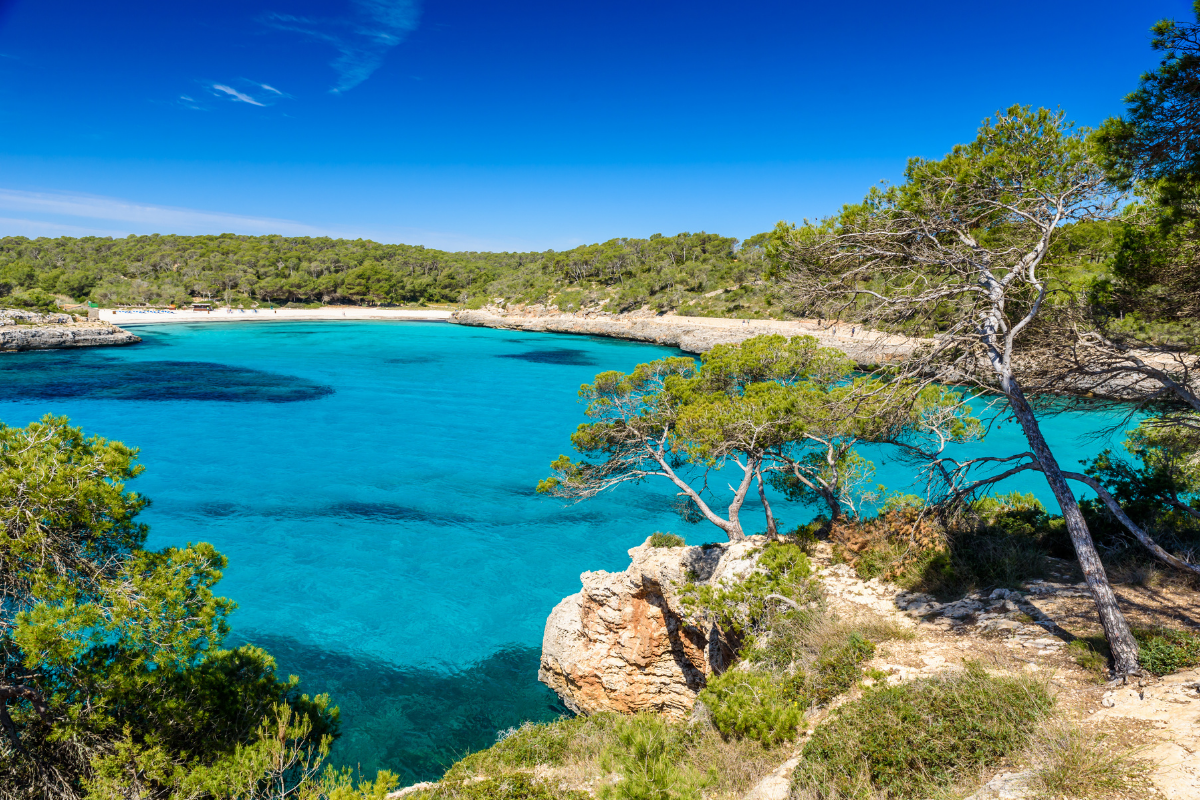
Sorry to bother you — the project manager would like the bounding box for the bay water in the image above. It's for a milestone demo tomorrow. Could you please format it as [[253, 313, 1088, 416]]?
[[0, 321, 1132, 782]]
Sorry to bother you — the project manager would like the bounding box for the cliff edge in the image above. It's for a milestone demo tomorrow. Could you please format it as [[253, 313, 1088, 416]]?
[[539, 535, 765, 719]]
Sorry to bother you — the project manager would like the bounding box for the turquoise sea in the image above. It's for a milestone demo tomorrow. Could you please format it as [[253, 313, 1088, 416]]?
[[0, 321, 1133, 782]]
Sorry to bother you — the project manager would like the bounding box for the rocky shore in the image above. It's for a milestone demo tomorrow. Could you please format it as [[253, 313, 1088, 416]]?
[[0, 309, 141, 351], [450, 306, 922, 365]]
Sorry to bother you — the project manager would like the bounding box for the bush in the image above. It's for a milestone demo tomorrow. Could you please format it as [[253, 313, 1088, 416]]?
[[1067, 639, 1108, 678], [445, 718, 586, 780], [793, 662, 1053, 799], [796, 632, 876, 707], [597, 714, 710, 800], [1068, 627, 1200, 676], [2, 287, 58, 313], [680, 541, 816, 638], [1136, 627, 1200, 675], [699, 668, 804, 747], [833, 496, 1053, 599], [648, 532, 685, 548]]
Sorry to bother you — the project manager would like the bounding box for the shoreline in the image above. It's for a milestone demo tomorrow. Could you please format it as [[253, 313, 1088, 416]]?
[[449, 307, 923, 364], [99, 307, 453, 326]]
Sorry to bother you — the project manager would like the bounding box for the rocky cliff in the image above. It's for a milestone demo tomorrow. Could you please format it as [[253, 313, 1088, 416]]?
[[450, 306, 921, 365], [0, 309, 141, 351], [539, 535, 767, 719]]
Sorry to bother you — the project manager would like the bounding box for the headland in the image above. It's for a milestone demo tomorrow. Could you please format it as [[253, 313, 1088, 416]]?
[[0, 309, 141, 352]]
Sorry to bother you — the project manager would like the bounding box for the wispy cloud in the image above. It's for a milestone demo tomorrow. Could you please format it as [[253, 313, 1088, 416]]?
[[212, 83, 266, 106], [263, 0, 421, 93], [185, 80, 288, 111], [0, 188, 545, 252], [0, 188, 330, 237]]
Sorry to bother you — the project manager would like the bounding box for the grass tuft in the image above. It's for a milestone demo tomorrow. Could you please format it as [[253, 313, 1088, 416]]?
[[1029, 724, 1152, 799], [648, 532, 686, 548]]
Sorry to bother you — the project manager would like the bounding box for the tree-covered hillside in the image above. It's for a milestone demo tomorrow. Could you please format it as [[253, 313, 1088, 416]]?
[[0, 230, 781, 317]]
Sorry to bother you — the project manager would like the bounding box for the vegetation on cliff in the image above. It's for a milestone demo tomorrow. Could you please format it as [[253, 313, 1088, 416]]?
[[0, 416, 395, 800]]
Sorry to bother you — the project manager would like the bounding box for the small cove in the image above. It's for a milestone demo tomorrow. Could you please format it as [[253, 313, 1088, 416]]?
[[0, 321, 1137, 782]]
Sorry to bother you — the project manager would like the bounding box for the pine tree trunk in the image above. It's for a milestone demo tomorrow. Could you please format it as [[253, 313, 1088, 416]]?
[[1002, 375, 1140, 676], [757, 469, 779, 538]]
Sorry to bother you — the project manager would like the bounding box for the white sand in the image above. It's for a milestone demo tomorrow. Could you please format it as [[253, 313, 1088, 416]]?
[[99, 307, 452, 326]]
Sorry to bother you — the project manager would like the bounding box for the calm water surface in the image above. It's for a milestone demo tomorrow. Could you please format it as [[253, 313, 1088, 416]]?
[[0, 321, 1134, 781]]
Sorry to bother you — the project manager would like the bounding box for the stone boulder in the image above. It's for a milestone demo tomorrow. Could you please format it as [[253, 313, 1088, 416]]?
[[538, 535, 765, 719]]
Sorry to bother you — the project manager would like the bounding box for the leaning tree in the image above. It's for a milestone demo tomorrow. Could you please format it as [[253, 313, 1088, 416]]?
[[537, 335, 975, 541], [773, 106, 1144, 675]]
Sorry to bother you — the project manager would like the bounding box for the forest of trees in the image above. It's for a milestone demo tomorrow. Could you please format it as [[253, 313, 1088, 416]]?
[[0, 230, 779, 317]]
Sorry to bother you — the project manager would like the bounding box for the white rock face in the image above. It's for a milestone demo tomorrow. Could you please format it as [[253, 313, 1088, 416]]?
[[538, 536, 764, 719]]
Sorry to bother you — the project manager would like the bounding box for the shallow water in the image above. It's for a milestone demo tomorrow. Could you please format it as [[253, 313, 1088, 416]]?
[[0, 321, 1134, 781]]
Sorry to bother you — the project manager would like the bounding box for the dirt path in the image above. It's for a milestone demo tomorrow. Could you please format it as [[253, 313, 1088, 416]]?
[[788, 543, 1200, 799]]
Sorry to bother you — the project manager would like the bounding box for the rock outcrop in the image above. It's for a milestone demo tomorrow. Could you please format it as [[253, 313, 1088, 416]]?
[[0, 309, 140, 351], [539, 535, 766, 719], [451, 306, 921, 365]]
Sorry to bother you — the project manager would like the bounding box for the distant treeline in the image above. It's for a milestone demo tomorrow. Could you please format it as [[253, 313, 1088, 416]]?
[[0, 230, 782, 316]]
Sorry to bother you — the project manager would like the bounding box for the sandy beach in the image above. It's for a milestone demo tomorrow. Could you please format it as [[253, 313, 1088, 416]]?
[[450, 307, 924, 364], [99, 307, 453, 325]]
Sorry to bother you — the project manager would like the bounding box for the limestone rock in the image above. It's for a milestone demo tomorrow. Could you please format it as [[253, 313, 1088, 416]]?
[[963, 771, 1036, 800], [539, 536, 764, 719], [0, 309, 140, 351]]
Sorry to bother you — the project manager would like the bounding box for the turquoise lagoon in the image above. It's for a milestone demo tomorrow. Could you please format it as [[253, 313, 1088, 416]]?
[[0, 321, 1133, 782]]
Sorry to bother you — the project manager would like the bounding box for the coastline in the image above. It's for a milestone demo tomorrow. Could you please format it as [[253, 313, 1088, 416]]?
[[449, 306, 923, 364], [99, 307, 453, 326], [1, 309, 141, 352]]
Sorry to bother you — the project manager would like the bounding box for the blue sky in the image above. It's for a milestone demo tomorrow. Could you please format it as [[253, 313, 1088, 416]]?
[[0, 0, 1189, 251]]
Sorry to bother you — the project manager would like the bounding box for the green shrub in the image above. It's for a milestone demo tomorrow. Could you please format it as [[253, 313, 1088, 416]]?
[[699, 668, 804, 747], [444, 718, 585, 780], [648, 532, 685, 548], [1067, 627, 1200, 676], [680, 541, 815, 637], [597, 714, 710, 800], [838, 496, 1054, 599], [793, 662, 1053, 799], [2, 287, 58, 313], [786, 520, 823, 555], [1136, 627, 1200, 676], [1067, 639, 1108, 678], [799, 632, 876, 707]]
